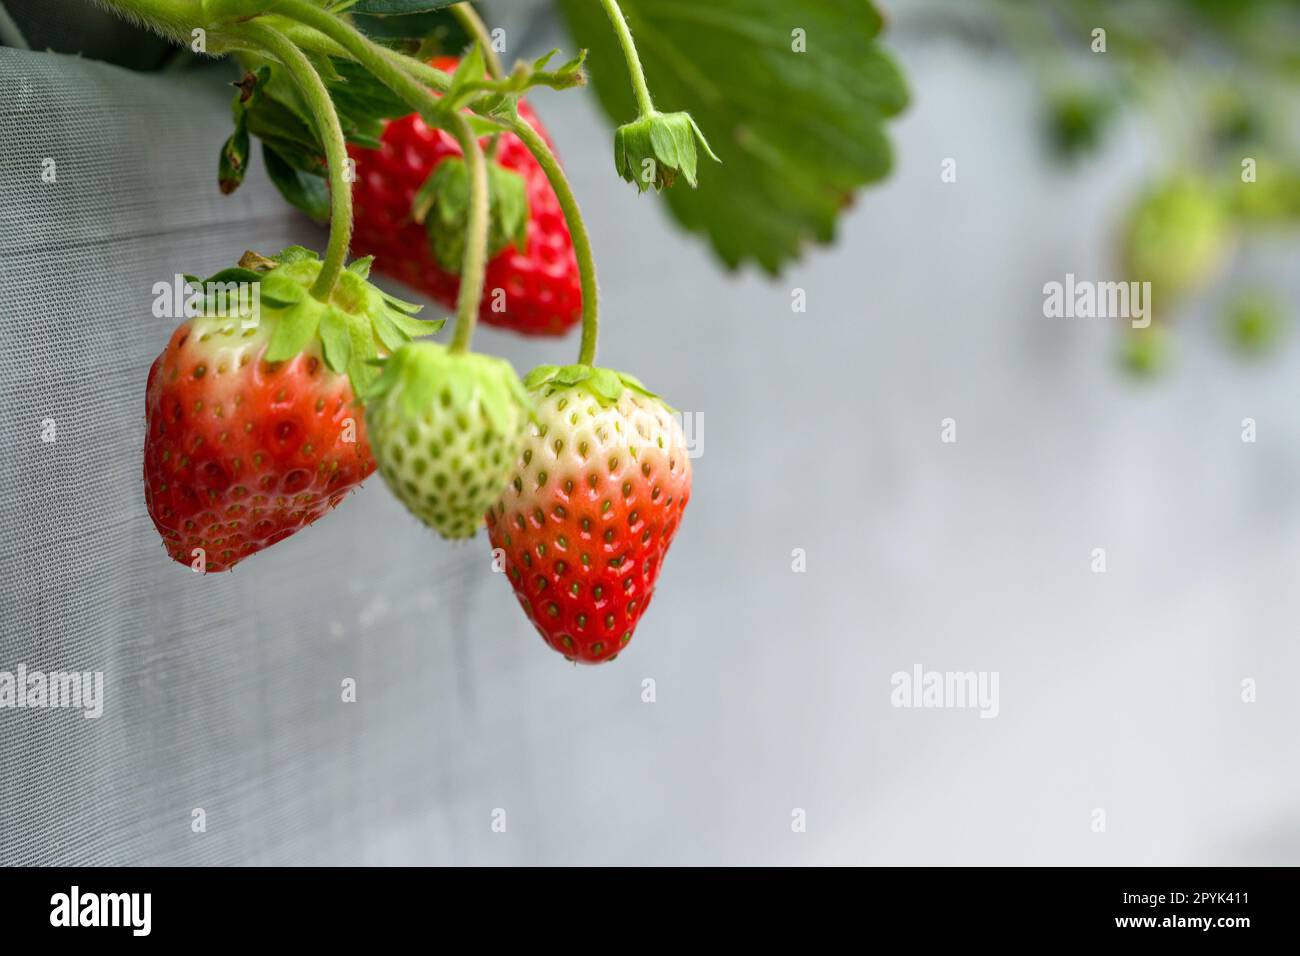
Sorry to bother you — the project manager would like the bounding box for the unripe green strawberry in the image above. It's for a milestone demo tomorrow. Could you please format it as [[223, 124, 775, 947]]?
[[487, 365, 692, 664], [365, 342, 531, 539], [1120, 176, 1233, 312]]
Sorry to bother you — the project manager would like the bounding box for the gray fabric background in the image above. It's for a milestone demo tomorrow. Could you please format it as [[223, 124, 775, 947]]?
[[3, 23, 1299, 865]]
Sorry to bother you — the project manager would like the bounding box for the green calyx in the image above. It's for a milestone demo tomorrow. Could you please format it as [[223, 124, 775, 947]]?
[[217, 67, 269, 196], [613, 110, 719, 192], [413, 158, 530, 273], [364, 341, 531, 432], [364, 342, 532, 540], [523, 363, 659, 405], [205, 247, 442, 395]]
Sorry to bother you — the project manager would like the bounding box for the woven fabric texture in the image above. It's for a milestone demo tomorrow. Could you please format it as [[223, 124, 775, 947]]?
[[3, 40, 1299, 867]]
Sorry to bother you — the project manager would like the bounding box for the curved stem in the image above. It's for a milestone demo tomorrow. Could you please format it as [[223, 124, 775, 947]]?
[[379, 49, 601, 365], [0, 2, 31, 50], [272, 1, 451, 125], [445, 113, 490, 353], [509, 117, 600, 366], [597, 0, 655, 116], [241, 21, 352, 301], [86, 0, 203, 44], [450, 2, 504, 79], [271, 0, 493, 347], [449, 2, 504, 160]]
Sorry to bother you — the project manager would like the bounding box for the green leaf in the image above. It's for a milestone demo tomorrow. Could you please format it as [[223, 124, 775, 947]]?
[[347, 256, 375, 279], [415, 158, 531, 269], [523, 365, 560, 390], [203, 267, 264, 286], [464, 114, 505, 138], [274, 246, 320, 264], [489, 163, 530, 255], [586, 367, 623, 403], [263, 143, 330, 222], [345, 315, 381, 393], [370, 310, 408, 352], [352, 9, 467, 43], [558, 0, 908, 273], [318, 309, 353, 374], [451, 43, 487, 94], [351, 0, 461, 13], [218, 116, 250, 195], [326, 58, 415, 123], [265, 299, 324, 362], [258, 273, 306, 308], [387, 309, 444, 339]]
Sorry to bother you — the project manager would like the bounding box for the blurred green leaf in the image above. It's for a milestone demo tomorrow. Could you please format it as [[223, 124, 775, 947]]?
[[263, 143, 330, 221], [558, 0, 908, 274], [350, 0, 462, 13]]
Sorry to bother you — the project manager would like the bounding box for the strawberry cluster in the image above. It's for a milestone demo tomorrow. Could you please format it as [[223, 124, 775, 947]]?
[[144, 52, 697, 665]]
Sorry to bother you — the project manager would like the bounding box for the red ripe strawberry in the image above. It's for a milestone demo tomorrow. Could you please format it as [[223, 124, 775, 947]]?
[[144, 248, 441, 572], [487, 365, 692, 664], [348, 58, 581, 337]]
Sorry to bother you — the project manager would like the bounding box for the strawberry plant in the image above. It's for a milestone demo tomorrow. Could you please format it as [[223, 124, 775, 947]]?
[[81, 0, 905, 662]]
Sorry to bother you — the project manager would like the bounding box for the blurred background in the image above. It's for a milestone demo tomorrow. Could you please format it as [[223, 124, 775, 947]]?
[[1, 0, 1298, 865]]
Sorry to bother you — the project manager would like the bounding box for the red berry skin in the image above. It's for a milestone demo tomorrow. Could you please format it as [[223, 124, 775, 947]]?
[[348, 74, 581, 337], [487, 384, 691, 663], [143, 317, 374, 573]]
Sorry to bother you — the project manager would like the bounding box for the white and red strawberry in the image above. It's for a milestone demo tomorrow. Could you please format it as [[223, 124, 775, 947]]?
[[486, 364, 691, 663], [143, 248, 440, 572]]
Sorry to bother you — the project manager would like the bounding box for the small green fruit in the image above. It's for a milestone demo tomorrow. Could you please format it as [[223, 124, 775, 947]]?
[[1118, 326, 1173, 380], [365, 342, 531, 539], [1226, 294, 1284, 357], [1120, 176, 1233, 311], [614, 111, 719, 192]]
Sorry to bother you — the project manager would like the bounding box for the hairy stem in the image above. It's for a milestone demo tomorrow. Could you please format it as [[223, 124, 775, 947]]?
[[240, 21, 352, 301], [270, 0, 491, 341], [380, 48, 602, 366], [510, 118, 600, 366], [446, 112, 490, 353], [597, 0, 655, 116], [447, 3, 503, 159], [450, 3, 504, 79]]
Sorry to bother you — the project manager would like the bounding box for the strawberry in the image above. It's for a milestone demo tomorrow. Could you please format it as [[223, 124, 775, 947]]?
[[364, 342, 531, 539], [348, 58, 581, 337], [486, 365, 692, 664], [143, 248, 441, 572]]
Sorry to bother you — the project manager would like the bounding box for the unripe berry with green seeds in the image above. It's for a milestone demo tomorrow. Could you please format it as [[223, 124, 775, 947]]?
[[365, 343, 531, 540]]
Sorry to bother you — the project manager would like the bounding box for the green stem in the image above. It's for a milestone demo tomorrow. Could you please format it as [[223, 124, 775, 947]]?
[[449, 1, 504, 160], [0, 2, 31, 50], [271, 1, 450, 124], [510, 117, 600, 366], [597, 0, 655, 116], [269, 0, 491, 342], [377, 46, 602, 365], [94, 0, 236, 48], [446, 112, 490, 353], [240, 21, 351, 301], [450, 2, 504, 79]]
